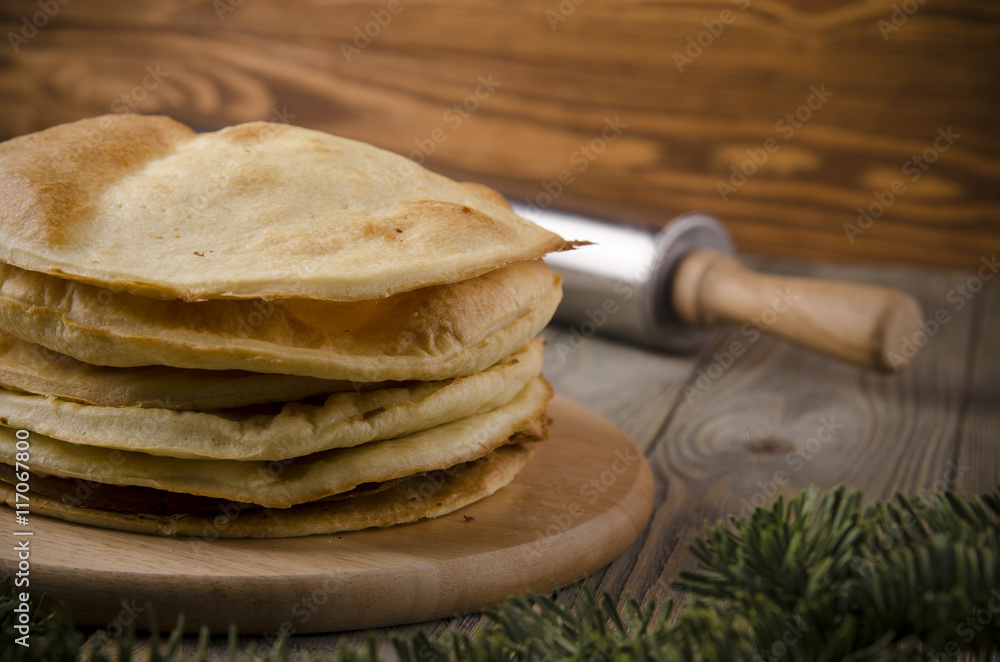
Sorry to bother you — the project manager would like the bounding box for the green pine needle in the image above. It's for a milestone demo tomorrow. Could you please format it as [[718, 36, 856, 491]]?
[[2, 484, 998, 661]]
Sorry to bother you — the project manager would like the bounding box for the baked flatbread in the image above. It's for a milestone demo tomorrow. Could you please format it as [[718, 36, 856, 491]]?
[[0, 114, 566, 540], [0, 328, 375, 410], [0, 444, 534, 538], [0, 259, 560, 381], [0, 339, 542, 460], [0, 114, 569, 301], [0, 376, 552, 508]]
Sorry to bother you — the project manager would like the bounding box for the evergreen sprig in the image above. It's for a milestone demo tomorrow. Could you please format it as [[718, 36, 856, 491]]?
[[673, 486, 1000, 660], [2, 485, 998, 661]]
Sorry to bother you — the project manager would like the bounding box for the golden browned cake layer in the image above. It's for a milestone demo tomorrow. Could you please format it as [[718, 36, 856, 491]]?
[[0, 340, 543, 460], [0, 114, 571, 301], [0, 328, 385, 410], [0, 463, 407, 515], [0, 260, 561, 381], [0, 377, 551, 508], [0, 444, 535, 538]]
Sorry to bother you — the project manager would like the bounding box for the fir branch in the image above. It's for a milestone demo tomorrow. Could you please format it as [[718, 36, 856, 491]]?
[[672, 485, 1000, 660], [0, 579, 83, 662], [2, 484, 998, 662]]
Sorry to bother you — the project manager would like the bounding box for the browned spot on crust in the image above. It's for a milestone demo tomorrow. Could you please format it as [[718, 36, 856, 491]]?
[[362, 406, 386, 420], [216, 121, 291, 145], [0, 114, 194, 248], [302, 137, 336, 154], [384, 200, 517, 244], [457, 182, 585, 253]]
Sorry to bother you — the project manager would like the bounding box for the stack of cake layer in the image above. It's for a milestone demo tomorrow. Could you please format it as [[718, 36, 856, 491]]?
[[0, 115, 570, 538]]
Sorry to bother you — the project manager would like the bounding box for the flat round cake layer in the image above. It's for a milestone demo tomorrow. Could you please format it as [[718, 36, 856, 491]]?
[[0, 259, 561, 381], [0, 376, 552, 508], [0, 114, 569, 301], [0, 444, 534, 538], [0, 340, 542, 460], [0, 328, 381, 410]]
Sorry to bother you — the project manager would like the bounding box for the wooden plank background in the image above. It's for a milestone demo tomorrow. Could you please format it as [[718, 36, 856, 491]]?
[[0, 0, 997, 269]]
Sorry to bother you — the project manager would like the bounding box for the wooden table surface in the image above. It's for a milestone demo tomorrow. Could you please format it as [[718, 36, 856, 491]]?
[[101, 255, 998, 658]]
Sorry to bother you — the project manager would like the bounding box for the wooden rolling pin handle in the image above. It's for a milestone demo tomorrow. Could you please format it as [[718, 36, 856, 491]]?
[[671, 249, 924, 371]]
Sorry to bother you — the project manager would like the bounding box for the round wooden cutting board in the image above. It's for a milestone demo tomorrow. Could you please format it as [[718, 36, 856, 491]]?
[[0, 396, 653, 635]]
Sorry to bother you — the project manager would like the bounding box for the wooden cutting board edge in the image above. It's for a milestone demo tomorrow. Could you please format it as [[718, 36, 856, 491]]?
[[1, 396, 655, 635]]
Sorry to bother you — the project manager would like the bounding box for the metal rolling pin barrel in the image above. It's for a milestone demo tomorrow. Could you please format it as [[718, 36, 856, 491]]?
[[510, 202, 923, 371]]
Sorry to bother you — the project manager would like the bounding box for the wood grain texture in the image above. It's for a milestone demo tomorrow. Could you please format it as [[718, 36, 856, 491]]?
[[954, 273, 1000, 496], [0, 0, 997, 268]]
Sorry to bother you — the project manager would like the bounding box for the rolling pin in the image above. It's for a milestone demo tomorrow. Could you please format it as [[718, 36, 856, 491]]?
[[509, 202, 923, 371]]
